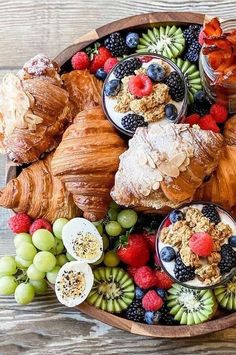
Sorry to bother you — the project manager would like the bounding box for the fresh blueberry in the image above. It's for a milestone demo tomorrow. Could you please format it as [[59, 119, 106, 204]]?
[[194, 90, 207, 103], [155, 288, 166, 299], [126, 32, 140, 48], [95, 68, 107, 81], [104, 79, 121, 96], [165, 103, 178, 122], [229, 236, 236, 248], [147, 63, 166, 82], [144, 311, 161, 325], [135, 287, 146, 300], [160, 246, 176, 262], [169, 209, 184, 223]]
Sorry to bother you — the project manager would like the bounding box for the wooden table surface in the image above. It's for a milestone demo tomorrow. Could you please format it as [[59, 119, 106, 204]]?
[[1, 1, 236, 354]]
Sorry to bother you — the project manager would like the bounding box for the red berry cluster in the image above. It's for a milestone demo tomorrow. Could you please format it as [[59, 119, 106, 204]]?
[[8, 213, 52, 235]]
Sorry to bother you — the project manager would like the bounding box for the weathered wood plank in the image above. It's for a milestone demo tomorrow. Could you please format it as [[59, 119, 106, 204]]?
[[0, 0, 236, 67]]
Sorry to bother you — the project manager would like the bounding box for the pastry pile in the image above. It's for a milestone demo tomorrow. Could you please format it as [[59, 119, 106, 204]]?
[[0, 54, 235, 222]]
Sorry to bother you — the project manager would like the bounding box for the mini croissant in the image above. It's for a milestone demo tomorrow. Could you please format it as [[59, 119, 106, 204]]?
[[0, 154, 78, 222], [111, 123, 224, 210], [51, 107, 126, 221], [0, 54, 70, 165]]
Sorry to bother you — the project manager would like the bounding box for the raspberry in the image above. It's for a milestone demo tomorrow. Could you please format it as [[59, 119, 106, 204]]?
[[210, 103, 228, 123], [189, 232, 214, 257], [155, 270, 173, 290], [127, 266, 138, 279], [71, 51, 90, 70], [185, 113, 200, 126], [163, 218, 171, 228], [128, 74, 153, 97], [8, 213, 31, 233], [134, 266, 157, 289], [142, 290, 164, 311], [198, 114, 220, 133], [104, 57, 119, 73], [29, 218, 52, 235], [139, 55, 153, 63]]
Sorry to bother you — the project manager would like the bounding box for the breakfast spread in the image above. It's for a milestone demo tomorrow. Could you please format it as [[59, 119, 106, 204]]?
[[0, 16, 236, 332]]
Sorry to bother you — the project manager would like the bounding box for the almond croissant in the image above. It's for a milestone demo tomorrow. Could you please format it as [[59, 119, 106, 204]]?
[[51, 107, 126, 221], [0, 154, 78, 222], [0, 54, 70, 165], [111, 123, 224, 210]]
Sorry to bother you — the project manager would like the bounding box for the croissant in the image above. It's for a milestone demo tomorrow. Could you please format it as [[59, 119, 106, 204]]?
[[223, 114, 236, 145], [0, 154, 78, 222], [62, 70, 102, 118], [111, 123, 224, 211], [0, 54, 70, 165], [51, 106, 126, 221]]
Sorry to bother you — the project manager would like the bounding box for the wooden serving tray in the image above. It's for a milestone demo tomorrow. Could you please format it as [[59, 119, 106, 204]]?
[[5, 11, 236, 338]]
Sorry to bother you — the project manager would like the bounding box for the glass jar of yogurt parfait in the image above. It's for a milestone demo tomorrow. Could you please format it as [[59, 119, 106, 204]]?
[[156, 201, 236, 289]]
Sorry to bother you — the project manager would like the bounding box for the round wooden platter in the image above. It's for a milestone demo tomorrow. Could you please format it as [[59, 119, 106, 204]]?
[[6, 11, 236, 338]]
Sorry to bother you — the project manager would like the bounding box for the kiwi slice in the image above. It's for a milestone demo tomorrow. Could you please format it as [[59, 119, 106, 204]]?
[[136, 25, 185, 59], [172, 58, 203, 103], [214, 275, 236, 310], [167, 284, 217, 325], [87, 267, 134, 313]]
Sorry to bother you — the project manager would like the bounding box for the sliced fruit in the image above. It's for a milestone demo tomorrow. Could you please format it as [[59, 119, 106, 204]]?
[[87, 267, 134, 313], [136, 25, 185, 59], [62, 218, 103, 264], [172, 58, 202, 102], [55, 261, 94, 307], [167, 283, 217, 325], [214, 275, 236, 310]]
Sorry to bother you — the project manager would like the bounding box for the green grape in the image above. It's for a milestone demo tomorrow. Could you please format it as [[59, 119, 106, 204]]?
[[105, 221, 122, 237], [30, 279, 48, 295], [27, 264, 46, 281], [0, 256, 17, 275], [104, 251, 120, 267], [46, 266, 60, 284], [15, 283, 35, 305], [109, 201, 120, 210], [108, 208, 118, 221], [66, 252, 76, 261], [14, 233, 32, 248], [52, 218, 69, 239], [32, 229, 55, 251], [102, 234, 109, 251], [56, 254, 68, 267], [117, 209, 138, 229], [96, 224, 103, 235], [50, 238, 64, 255], [16, 242, 37, 261], [15, 256, 32, 269], [33, 251, 56, 272], [0, 276, 18, 295], [91, 253, 104, 266]]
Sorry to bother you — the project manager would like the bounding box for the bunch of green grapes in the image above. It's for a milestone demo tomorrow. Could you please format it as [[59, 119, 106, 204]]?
[[92, 201, 138, 268], [0, 218, 73, 305]]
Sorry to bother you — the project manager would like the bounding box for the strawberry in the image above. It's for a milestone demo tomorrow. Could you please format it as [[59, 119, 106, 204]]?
[[143, 232, 156, 253], [104, 57, 119, 73], [128, 74, 153, 97], [210, 103, 228, 123], [155, 270, 173, 290], [198, 114, 220, 133], [89, 45, 112, 74], [185, 113, 200, 126], [117, 233, 150, 267], [71, 51, 90, 70]]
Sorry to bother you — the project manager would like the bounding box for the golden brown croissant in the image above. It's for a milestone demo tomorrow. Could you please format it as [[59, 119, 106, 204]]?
[[62, 69, 102, 118], [0, 54, 70, 165], [51, 107, 126, 221], [0, 154, 78, 222], [111, 123, 224, 211]]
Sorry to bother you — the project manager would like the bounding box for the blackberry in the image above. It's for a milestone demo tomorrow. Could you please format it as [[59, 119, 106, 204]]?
[[202, 205, 221, 224], [125, 300, 145, 322], [184, 41, 201, 63], [164, 71, 185, 102], [159, 305, 178, 325], [219, 244, 236, 273], [174, 254, 195, 282], [104, 32, 129, 57], [121, 114, 146, 132], [188, 101, 211, 116], [113, 58, 142, 79], [183, 24, 202, 45]]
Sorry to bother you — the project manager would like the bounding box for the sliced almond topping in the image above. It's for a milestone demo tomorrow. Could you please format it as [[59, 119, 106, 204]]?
[[146, 153, 156, 169], [155, 170, 163, 181], [152, 181, 160, 190], [138, 151, 147, 166], [158, 162, 179, 178], [169, 152, 186, 168]]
